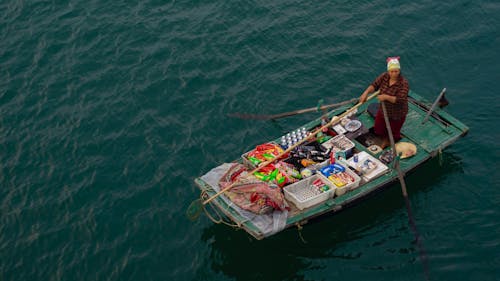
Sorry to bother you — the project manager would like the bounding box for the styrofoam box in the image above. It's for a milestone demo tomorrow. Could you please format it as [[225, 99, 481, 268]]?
[[321, 134, 355, 157], [283, 174, 336, 210], [346, 151, 389, 182], [325, 161, 362, 196]]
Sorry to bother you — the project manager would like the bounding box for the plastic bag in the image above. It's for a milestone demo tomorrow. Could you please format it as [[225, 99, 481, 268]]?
[[219, 163, 289, 214]]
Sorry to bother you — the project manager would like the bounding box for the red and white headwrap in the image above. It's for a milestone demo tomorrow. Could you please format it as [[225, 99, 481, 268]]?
[[387, 56, 401, 71]]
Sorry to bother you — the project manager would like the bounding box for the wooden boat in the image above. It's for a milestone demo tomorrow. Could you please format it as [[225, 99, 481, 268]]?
[[193, 90, 468, 240]]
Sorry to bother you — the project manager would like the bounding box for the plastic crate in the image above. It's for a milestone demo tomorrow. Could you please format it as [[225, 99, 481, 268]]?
[[345, 151, 389, 183], [335, 165, 361, 196], [321, 134, 355, 158], [241, 142, 282, 169], [326, 162, 362, 196], [241, 150, 258, 169], [283, 174, 336, 210]]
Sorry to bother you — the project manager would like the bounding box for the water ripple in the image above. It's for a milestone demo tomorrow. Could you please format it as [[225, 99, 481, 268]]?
[[1, 0, 499, 280]]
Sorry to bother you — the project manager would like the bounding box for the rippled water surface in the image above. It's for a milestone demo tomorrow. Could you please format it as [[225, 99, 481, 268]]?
[[1, 0, 499, 280]]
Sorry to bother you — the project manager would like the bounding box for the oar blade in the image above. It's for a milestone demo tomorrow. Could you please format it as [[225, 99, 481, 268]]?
[[186, 199, 203, 221], [227, 112, 274, 120]]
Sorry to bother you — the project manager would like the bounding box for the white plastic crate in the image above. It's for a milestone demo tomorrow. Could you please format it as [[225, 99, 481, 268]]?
[[345, 151, 389, 182], [335, 164, 361, 196], [324, 162, 362, 196], [283, 174, 336, 210]]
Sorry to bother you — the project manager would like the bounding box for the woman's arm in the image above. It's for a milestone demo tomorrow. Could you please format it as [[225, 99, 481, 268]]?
[[359, 85, 375, 103], [378, 94, 397, 103]]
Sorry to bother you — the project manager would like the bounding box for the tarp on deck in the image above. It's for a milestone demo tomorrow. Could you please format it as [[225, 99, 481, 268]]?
[[200, 163, 288, 237]]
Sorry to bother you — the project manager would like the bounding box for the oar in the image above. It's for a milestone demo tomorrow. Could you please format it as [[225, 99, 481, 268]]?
[[421, 88, 446, 124], [381, 102, 430, 281], [228, 98, 359, 120], [187, 91, 379, 220]]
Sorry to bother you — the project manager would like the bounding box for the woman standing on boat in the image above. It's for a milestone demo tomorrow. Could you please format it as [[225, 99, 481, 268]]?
[[359, 57, 409, 147]]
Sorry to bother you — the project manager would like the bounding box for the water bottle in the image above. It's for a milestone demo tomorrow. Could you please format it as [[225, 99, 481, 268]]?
[[280, 137, 287, 149]]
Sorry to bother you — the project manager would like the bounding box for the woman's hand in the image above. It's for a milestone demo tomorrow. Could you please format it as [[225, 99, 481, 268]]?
[[359, 85, 375, 103], [359, 92, 368, 103]]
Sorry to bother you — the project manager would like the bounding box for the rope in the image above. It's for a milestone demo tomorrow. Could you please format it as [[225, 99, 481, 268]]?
[[200, 191, 244, 229], [296, 222, 307, 243], [201, 191, 222, 224], [438, 148, 443, 166]]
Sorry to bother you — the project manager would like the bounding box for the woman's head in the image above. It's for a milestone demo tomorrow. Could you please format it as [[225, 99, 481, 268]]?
[[386, 56, 401, 78]]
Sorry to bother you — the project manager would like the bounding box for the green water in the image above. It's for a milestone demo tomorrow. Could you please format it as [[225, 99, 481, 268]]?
[[1, 0, 499, 280]]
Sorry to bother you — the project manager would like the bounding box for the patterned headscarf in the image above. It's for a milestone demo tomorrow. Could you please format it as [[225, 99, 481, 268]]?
[[387, 56, 401, 71]]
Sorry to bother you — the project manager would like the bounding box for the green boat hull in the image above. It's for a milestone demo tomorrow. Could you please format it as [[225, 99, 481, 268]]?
[[194, 91, 468, 240]]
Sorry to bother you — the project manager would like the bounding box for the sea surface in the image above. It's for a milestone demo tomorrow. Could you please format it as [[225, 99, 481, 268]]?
[[1, 0, 499, 280]]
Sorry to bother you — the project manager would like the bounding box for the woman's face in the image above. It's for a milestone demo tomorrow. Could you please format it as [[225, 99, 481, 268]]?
[[388, 69, 400, 79]]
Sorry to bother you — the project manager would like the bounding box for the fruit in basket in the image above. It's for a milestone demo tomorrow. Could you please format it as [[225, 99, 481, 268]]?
[[248, 156, 261, 166], [338, 171, 355, 183], [300, 158, 316, 167], [320, 185, 330, 192], [300, 168, 313, 178], [247, 143, 287, 165], [312, 178, 325, 188], [328, 174, 346, 187], [262, 153, 276, 160]]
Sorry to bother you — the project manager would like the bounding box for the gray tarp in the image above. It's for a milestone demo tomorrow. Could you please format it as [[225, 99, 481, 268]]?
[[200, 163, 288, 237]]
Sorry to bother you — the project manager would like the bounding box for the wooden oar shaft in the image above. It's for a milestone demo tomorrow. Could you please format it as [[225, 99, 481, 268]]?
[[270, 98, 358, 119], [421, 88, 446, 124], [228, 98, 358, 120], [381, 102, 430, 281], [203, 91, 379, 205], [381, 102, 407, 196]]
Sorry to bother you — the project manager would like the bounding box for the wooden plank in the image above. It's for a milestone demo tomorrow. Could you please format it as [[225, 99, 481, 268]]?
[[403, 103, 463, 153]]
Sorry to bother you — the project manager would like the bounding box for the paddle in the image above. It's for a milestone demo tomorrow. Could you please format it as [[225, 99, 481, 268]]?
[[228, 98, 359, 120], [381, 102, 430, 281], [186, 91, 379, 220], [422, 88, 446, 124]]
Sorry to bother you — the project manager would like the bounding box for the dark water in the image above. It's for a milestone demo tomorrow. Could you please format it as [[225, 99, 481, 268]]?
[[1, 0, 499, 280]]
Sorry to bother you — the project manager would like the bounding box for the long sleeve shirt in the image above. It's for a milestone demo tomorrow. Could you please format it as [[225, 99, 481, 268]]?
[[371, 72, 409, 120]]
